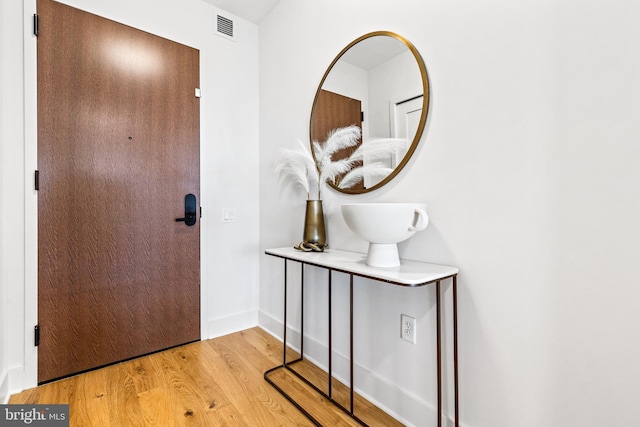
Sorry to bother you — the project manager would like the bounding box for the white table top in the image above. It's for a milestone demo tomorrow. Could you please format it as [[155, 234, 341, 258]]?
[[265, 247, 458, 287]]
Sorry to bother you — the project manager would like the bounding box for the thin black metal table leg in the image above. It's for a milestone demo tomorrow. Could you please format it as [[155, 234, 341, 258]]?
[[453, 275, 459, 427], [264, 259, 322, 427], [328, 269, 333, 398], [350, 274, 354, 415], [301, 264, 305, 358], [436, 280, 442, 427], [283, 260, 288, 366]]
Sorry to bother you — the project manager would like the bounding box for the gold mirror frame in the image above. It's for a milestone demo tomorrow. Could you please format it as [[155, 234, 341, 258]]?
[[310, 31, 430, 194]]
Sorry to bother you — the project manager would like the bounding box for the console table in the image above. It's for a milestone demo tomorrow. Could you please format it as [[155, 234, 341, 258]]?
[[264, 247, 459, 427]]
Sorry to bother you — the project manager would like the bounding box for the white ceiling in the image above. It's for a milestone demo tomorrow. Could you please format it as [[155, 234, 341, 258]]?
[[199, 1, 406, 71], [340, 36, 408, 70], [200, 0, 281, 24]]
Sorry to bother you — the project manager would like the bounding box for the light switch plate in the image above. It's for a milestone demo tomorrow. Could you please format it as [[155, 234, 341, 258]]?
[[222, 208, 236, 223]]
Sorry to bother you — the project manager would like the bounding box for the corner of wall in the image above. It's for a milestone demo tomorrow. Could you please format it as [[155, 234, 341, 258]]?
[[0, 366, 25, 404], [206, 309, 259, 340], [0, 369, 9, 404]]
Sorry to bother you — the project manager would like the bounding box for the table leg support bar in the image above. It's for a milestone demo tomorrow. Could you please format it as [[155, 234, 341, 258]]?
[[264, 362, 322, 427]]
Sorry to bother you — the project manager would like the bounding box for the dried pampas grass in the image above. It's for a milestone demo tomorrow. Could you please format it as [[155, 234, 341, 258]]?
[[276, 126, 408, 199]]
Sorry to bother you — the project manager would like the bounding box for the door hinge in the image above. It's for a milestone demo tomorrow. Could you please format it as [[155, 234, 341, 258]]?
[[200, 206, 202, 218], [34, 325, 40, 347], [195, 88, 201, 98], [35, 170, 39, 191], [33, 14, 39, 37], [361, 111, 364, 122]]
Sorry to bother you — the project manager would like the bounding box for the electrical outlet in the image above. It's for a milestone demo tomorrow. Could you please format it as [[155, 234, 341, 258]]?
[[401, 314, 416, 344]]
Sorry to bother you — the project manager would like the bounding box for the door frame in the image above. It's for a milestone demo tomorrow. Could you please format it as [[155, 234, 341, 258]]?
[[21, 0, 209, 389]]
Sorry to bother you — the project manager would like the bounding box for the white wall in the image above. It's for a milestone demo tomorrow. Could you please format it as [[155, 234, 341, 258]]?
[[1, 0, 27, 402], [258, 1, 640, 426], [0, 0, 8, 403], [0, 0, 260, 394], [368, 50, 422, 139]]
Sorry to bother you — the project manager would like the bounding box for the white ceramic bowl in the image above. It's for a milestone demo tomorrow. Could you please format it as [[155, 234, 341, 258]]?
[[341, 203, 429, 267]]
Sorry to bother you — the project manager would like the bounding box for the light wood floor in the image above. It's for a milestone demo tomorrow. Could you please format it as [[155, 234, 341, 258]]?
[[10, 327, 403, 426]]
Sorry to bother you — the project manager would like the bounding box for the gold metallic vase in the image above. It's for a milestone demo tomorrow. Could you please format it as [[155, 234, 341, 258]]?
[[296, 200, 327, 252]]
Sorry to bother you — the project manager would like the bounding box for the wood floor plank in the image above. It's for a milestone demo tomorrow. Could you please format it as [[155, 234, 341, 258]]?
[[212, 333, 369, 426], [204, 335, 310, 426], [72, 368, 111, 427], [151, 344, 237, 426], [114, 363, 146, 427], [9, 327, 402, 426], [253, 333, 402, 427]]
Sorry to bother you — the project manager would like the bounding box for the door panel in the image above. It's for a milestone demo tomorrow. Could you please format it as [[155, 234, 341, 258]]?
[[37, 0, 200, 383], [392, 95, 423, 170], [312, 89, 363, 190]]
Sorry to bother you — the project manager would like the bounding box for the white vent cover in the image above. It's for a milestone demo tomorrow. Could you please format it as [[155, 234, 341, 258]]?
[[216, 14, 235, 41]]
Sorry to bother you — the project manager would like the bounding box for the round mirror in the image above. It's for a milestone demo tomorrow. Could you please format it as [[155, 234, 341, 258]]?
[[310, 31, 430, 194]]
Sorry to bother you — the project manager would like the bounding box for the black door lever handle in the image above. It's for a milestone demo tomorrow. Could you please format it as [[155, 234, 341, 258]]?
[[176, 194, 197, 226], [175, 213, 196, 222]]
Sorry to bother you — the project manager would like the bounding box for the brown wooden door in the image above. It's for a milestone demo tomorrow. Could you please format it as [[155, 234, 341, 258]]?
[[37, 0, 200, 383], [312, 89, 363, 191]]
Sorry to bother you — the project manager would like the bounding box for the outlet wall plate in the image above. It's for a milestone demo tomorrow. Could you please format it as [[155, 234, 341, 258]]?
[[401, 314, 416, 344]]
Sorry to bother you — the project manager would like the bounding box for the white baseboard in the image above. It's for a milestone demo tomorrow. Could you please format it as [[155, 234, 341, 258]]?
[[3, 312, 465, 426], [0, 366, 25, 404], [258, 310, 465, 427], [206, 309, 259, 339], [2, 310, 258, 402]]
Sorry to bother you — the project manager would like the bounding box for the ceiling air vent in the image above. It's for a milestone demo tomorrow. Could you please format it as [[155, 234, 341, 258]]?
[[216, 14, 235, 41]]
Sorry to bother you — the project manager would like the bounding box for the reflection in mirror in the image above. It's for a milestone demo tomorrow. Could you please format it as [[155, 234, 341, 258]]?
[[310, 31, 429, 194]]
